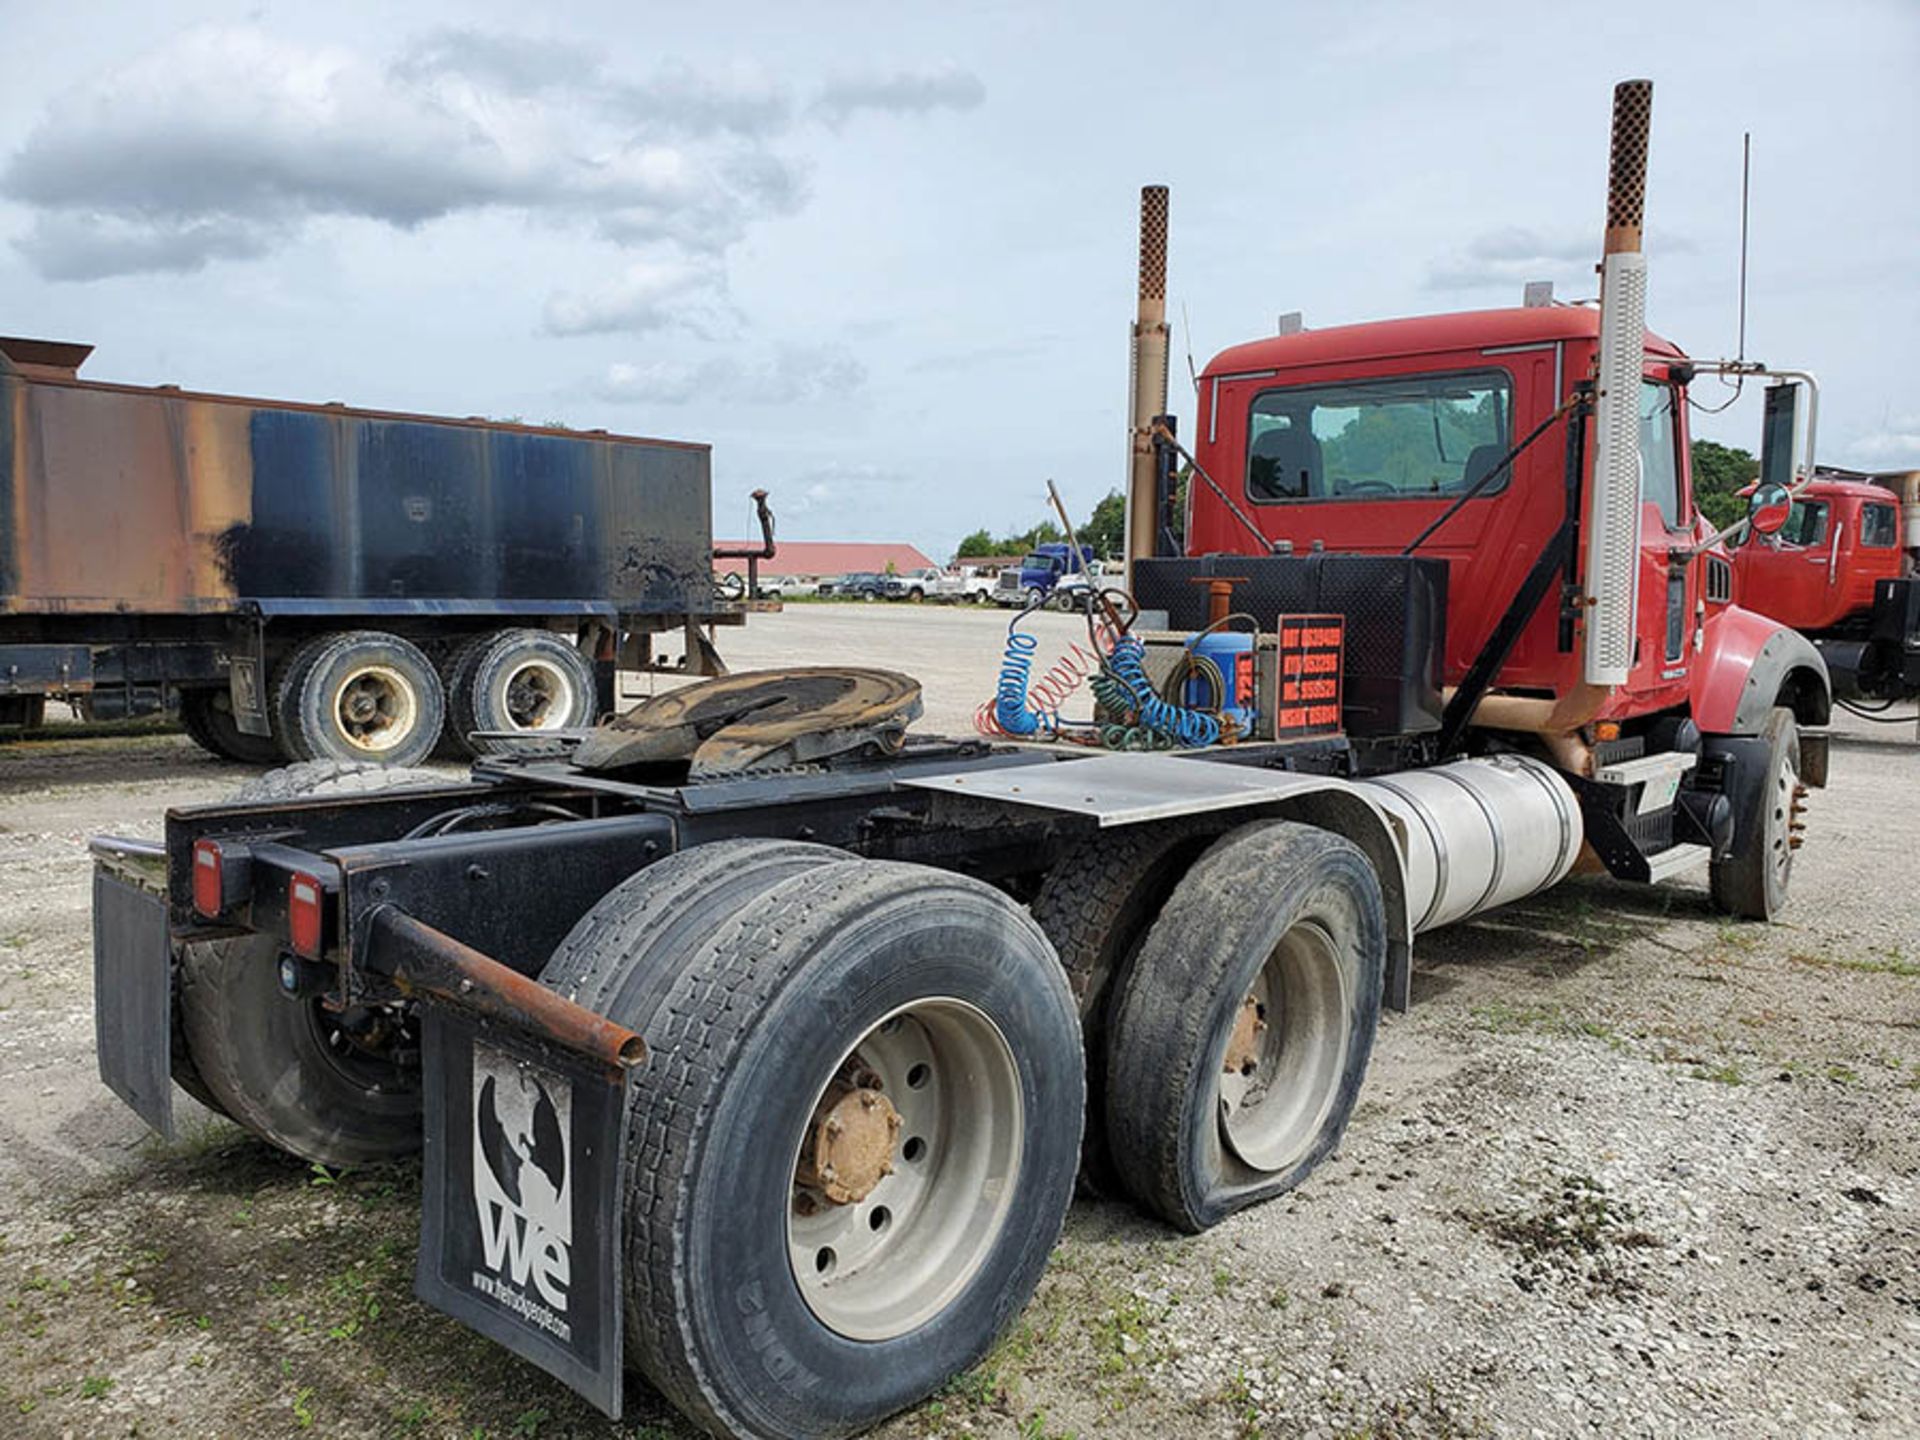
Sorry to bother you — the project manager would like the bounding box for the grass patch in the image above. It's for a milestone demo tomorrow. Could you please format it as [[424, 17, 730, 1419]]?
[[1788, 950, 1920, 979]]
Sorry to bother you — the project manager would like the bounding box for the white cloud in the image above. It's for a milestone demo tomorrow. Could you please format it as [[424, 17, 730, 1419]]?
[[0, 25, 807, 287], [1424, 227, 1596, 291], [596, 345, 866, 405], [1844, 419, 1920, 466], [543, 255, 730, 336], [812, 66, 986, 127]]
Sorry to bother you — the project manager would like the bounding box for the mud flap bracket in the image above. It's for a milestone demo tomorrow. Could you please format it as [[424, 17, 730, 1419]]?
[[416, 1009, 629, 1419]]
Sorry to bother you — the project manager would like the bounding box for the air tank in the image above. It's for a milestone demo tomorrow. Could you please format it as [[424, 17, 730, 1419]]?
[[1360, 755, 1583, 933]]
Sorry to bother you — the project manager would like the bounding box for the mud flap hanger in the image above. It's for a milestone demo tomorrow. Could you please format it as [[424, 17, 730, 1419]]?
[[365, 910, 644, 1420]]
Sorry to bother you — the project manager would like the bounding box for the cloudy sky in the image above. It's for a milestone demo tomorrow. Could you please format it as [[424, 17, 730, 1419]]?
[[2, 1, 1914, 560]]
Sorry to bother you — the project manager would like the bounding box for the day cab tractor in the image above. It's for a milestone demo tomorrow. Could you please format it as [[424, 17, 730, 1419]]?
[[1728, 466, 1920, 713], [87, 82, 1829, 1440]]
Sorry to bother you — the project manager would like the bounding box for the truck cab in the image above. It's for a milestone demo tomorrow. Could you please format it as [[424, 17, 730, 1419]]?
[[1730, 476, 1905, 632], [995, 541, 1093, 606], [1730, 471, 1920, 701]]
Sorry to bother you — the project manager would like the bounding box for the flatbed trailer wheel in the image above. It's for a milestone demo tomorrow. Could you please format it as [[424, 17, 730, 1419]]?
[[178, 688, 282, 766], [1030, 819, 1228, 1194], [273, 630, 446, 768], [1105, 820, 1385, 1233], [1709, 705, 1803, 921], [443, 628, 596, 756], [544, 853, 1083, 1439], [174, 762, 446, 1165]]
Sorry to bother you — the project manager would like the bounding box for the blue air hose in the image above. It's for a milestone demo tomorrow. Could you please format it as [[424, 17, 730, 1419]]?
[[993, 630, 1052, 737], [1106, 634, 1222, 748]]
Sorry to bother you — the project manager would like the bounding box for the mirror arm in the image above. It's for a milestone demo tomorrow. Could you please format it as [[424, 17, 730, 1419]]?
[[1675, 361, 1821, 560]]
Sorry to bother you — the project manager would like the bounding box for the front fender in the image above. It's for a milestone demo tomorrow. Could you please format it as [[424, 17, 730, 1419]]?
[[1692, 604, 1832, 735]]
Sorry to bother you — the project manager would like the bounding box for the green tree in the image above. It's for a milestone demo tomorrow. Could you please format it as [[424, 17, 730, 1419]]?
[[1080, 490, 1126, 558], [955, 528, 997, 558], [1691, 439, 1757, 530]]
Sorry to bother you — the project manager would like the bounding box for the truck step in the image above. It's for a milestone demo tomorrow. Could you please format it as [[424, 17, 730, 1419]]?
[[1643, 842, 1711, 882], [1594, 751, 1698, 815]]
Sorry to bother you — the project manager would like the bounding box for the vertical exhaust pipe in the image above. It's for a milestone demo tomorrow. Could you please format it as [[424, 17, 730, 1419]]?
[[1582, 79, 1654, 686], [1125, 185, 1171, 578]]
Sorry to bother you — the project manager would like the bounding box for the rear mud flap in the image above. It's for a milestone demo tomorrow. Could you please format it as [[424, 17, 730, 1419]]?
[[416, 1009, 629, 1419], [92, 871, 174, 1139]]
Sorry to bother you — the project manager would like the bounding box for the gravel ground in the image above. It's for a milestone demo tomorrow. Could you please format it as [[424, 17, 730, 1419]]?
[[0, 603, 1915, 1439]]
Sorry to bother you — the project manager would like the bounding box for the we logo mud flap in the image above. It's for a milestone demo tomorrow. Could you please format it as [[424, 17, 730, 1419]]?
[[416, 1009, 629, 1418]]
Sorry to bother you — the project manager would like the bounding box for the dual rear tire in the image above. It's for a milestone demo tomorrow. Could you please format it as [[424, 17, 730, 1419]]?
[[542, 840, 1083, 1440]]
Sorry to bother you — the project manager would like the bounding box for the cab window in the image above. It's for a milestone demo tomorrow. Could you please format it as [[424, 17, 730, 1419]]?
[[1861, 503, 1898, 548], [1777, 500, 1828, 547], [1639, 382, 1682, 528], [1245, 370, 1511, 502]]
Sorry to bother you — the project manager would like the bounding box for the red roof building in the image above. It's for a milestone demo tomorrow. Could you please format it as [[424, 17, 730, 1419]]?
[[713, 541, 937, 579]]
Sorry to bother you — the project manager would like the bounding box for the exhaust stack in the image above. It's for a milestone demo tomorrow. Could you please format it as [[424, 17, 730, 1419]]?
[[1125, 185, 1171, 575], [1582, 79, 1654, 687]]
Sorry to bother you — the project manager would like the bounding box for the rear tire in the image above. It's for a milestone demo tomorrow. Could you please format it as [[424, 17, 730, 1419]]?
[[178, 689, 282, 766], [443, 629, 596, 756], [546, 853, 1082, 1439], [1030, 819, 1228, 1194], [1709, 705, 1801, 921], [273, 630, 445, 768], [174, 761, 449, 1164], [1106, 820, 1384, 1232]]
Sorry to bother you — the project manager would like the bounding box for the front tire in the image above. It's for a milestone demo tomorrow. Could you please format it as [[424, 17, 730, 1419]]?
[[178, 689, 282, 766], [1709, 705, 1802, 921], [1106, 820, 1385, 1232], [545, 849, 1082, 1439]]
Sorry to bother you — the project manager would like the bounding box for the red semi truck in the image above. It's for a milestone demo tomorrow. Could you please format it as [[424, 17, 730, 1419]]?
[[1728, 467, 1920, 708], [86, 81, 1836, 1439]]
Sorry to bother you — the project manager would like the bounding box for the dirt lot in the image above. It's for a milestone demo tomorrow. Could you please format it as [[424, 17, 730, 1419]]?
[[2, 604, 1916, 1439]]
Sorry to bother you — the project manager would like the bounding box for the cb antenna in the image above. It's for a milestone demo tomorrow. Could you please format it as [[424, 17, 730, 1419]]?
[[1736, 130, 1751, 363]]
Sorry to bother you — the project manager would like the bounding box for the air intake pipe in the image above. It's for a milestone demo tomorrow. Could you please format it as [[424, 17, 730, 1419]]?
[[1125, 185, 1171, 577], [1582, 79, 1654, 687]]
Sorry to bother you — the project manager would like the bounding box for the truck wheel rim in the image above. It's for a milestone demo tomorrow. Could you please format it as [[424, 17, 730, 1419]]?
[[786, 998, 1023, 1341], [332, 664, 416, 753], [501, 659, 573, 731], [1768, 742, 1798, 893], [1218, 920, 1351, 1173]]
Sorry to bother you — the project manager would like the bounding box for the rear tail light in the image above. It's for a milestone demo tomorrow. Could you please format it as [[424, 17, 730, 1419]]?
[[287, 872, 326, 958], [192, 839, 225, 917]]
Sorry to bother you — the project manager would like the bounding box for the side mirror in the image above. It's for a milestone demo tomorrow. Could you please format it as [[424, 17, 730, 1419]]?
[[1747, 482, 1792, 537]]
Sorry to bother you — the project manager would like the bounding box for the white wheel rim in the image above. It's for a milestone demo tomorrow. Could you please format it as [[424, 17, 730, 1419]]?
[[331, 664, 418, 754], [1768, 742, 1798, 893], [1218, 920, 1352, 1173], [498, 658, 575, 732], [786, 998, 1023, 1340]]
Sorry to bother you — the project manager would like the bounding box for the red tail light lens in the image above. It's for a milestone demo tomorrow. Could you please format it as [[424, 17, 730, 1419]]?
[[191, 839, 224, 917], [287, 872, 325, 958]]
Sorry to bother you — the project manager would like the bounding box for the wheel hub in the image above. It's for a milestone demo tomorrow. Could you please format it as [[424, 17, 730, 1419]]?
[[796, 1068, 901, 1206], [1223, 994, 1267, 1078]]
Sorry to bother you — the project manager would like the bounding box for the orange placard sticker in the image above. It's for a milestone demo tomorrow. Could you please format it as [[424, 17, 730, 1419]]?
[[1275, 614, 1344, 738]]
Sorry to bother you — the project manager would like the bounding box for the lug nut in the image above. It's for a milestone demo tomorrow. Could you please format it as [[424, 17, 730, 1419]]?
[[860, 1091, 878, 1110]]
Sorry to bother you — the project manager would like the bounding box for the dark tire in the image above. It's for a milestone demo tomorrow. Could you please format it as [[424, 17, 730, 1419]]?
[[547, 855, 1082, 1439], [1106, 820, 1385, 1233], [443, 628, 596, 757], [1030, 819, 1229, 1194], [272, 630, 445, 768], [1709, 705, 1801, 921], [178, 689, 283, 766], [174, 761, 448, 1164], [0, 696, 47, 727]]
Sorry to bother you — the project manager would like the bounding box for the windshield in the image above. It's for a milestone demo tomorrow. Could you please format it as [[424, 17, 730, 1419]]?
[[1022, 553, 1060, 571], [1246, 369, 1512, 502]]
